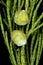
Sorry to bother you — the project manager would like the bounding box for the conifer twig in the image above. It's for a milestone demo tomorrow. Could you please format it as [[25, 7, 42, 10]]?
[[12, 0, 17, 16], [21, 0, 24, 9], [26, 22, 43, 39], [18, 0, 21, 10], [31, 32, 39, 65], [26, 44, 29, 65], [25, 0, 29, 12], [32, 0, 42, 23], [32, 23, 43, 33], [4, 31, 10, 53], [30, 32, 37, 61], [16, 48, 21, 65], [6, 0, 12, 32], [9, 41, 17, 65], [0, 0, 6, 7], [0, 15, 10, 53], [35, 34, 42, 65], [0, 15, 5, 37], [21, 46, 26, 65], [32, 12, 43, 28]]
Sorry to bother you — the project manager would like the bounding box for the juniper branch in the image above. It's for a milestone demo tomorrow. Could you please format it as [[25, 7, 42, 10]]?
[[25, 0, 29, 12], [30, 0, 38, 19], [5, 31, 10, 53], [21, 0, 24, 9], [0, 0, 6, 7], [32, 0, 42, 23], [31, 32, 39, 65], [9, 41, 17, 65], [18, 0, 21, 10], [32, 12, 43, 28], [6, 0, 12, 32], [0, 15, 10, 53], [32, 23, 43, 33], [35, 33, 42, 65], [21, 46, 26, 65], [12, 0, 17, 17], [0, 15, 5, 37], [26, 44, 29, 65], [26, 21, 43, 39], [30, 32, 37, 61], [16, 48, 21, 65]]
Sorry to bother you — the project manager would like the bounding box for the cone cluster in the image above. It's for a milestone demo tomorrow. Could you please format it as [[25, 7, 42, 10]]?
[[11, 10, 28, 46]]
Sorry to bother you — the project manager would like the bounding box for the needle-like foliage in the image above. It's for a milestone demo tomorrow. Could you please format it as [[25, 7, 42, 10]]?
[[0, 0, 43, 65]]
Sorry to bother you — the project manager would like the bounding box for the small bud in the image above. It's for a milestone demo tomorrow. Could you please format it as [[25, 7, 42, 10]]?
[[14, 10, 29, 25], [11, 30, 27, 46]]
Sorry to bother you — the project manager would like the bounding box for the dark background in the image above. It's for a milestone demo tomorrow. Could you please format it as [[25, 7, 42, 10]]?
[[0, 0, 43, 65]]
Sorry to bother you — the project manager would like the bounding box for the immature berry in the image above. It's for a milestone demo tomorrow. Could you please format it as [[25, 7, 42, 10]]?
[[11, 30, 27, 46], [14, 10, 29, 25]]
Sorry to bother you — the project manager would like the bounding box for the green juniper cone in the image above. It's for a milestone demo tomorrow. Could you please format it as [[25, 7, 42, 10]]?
[[11, 30, 27, 46], [14, 10, 29, 25]]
